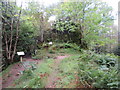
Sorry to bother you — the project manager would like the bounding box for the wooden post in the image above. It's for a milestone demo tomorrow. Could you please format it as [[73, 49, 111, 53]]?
[[20, 56, 22, 62]]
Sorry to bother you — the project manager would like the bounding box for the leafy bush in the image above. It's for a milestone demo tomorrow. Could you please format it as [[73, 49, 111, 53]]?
[[48, 43, 81, 51], [79, 63, 118, 88], [78, 51, 119, 88], [113, 45, 120, 56], [94, 53, 118, 68], [17, 21, 37, 55]]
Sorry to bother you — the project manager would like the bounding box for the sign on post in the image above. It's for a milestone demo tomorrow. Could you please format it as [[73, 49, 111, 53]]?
[[17, 52, 25, 55], [17, 52, 25, 62]]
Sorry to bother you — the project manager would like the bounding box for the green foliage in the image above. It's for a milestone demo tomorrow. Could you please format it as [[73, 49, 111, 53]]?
[[78, 50, 119, 88], [33, 43, 81, 59], [32, 49, 47, 59], [1, 0, 117, 88], [23, 76, 42, 88], [52, 19, 83, 45], [1, 1, 23, 64], [79, 65, 118, 88], [59, 55, 79, 74], [93, 53, 118, 68], [33, 42, 80, 60], [3, 44, 118, 88], [53, 19, 79, 32], [52, 0, 114, 49], [48, 43, 81, 51], [11, 58, 54, 88], [58, 43, 81, 50], [113, 45, 120, 56], [56, 55, 80, 88], [17, 21, 36, 54]]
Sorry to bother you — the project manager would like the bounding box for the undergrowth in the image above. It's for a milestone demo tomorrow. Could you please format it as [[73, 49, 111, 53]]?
[[56, 55, 80, 88], [10, 59, 54, 88], [3, 43, 119, 88], [78, 50, 119, 88]]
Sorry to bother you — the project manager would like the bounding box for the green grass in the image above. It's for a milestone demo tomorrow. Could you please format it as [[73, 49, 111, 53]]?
[[55, 55, 80, 88], [56, 48, 81, 55], [32, 49, 48, 59], [3, 43, 119, 88], [32, 43, 81, 60], [9, 58, 54, 88], [32, 49, 59, 60], [52, 48, 119, 88], [9, 46, 81, 88]]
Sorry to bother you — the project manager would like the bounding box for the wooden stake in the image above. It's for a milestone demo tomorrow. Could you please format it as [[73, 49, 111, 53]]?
[[20, 56, 22, 62]]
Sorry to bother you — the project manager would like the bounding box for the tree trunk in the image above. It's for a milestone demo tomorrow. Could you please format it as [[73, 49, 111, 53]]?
[[40, 29, 44, 42], [11, 5, 22, 62], [8, 18, 13, 60], [39, 13, 44, 43]]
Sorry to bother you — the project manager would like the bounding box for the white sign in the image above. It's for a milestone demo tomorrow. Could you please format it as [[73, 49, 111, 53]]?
[[48, 42, 52, 45], [48, 16, 56, 22], [17, 52, 25, 56]]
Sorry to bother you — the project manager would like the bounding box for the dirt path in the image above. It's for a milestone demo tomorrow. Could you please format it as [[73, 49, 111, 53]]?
[[45, 55, 69, 88], [2, 58, 42, 88], [2, 55, 70, 88]]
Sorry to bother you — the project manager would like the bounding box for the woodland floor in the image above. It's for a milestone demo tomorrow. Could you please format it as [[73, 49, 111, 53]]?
[[2, 58, 43, 88], [0, 47, 118, 89], [1, 55, 73, 88], [45, 55, 69, 88], [1, 47, 95, 88]]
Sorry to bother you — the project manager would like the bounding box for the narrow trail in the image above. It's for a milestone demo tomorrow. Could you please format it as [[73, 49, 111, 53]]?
[[2, 55, 70, 88], [45, 55, 69, 88], [2, 58, 42, 88]]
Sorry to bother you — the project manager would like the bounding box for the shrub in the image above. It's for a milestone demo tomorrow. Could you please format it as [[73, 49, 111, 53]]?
[[78, 51, 119, 88], [94, 53, 118, 68]]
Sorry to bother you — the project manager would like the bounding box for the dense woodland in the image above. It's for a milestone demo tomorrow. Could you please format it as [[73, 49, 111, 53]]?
[[0, 0, 119, 89]]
